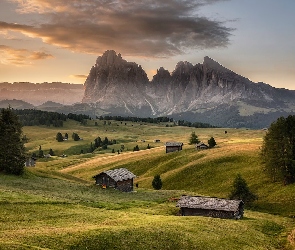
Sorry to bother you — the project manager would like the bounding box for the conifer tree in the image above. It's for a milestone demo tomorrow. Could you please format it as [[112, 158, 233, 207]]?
[[208, 137, 217, 148], [0, 107, 26, 175], [152, 174, 163, 190], [56, 132, 64, 142], [261, 115, 295, 184], [189, 131, 200, 144], [229, 174, 257, 203]]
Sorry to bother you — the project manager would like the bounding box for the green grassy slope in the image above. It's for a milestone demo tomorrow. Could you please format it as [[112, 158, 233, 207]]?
[[0, 172, 294, 249], [0, 120, 294, 249]]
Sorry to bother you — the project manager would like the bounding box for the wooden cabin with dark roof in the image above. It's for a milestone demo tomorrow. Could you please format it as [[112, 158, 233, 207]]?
[[165, 142, 183, 153], [195, 142, 209, 150], [93, 168, 136, 192], [177, 196, 244, 219]]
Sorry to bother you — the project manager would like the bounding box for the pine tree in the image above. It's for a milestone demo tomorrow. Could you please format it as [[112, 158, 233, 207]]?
[[94, 137, 102, 148], [0, 107, 26, 175], [229, 174, 257, 203], [72, 132, 80, 141], [189, 131, 200, 145], [56, 132, 64, 142], [208, 137, 217, 148], [152, 175, 163, 190]]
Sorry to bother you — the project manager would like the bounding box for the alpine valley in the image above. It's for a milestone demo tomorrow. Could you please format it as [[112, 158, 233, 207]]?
[[2, 50, 295, 128]]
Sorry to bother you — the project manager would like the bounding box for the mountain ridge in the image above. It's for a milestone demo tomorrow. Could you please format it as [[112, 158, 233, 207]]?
[[81, 50, 295, 127]]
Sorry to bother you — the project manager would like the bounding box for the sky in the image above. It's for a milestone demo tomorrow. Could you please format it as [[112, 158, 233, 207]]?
[[0, 0, 294, 90]]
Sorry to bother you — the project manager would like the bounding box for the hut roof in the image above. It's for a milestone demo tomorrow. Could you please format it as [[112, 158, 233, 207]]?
[[93, 168, 136, 182], [176, 196, 243, 212], [165, 142, 183, 147], [196, 142, 208, 147]]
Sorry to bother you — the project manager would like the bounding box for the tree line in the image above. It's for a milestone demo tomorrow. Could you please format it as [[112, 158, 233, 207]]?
[[14, 109, 216, 128], [98, 115, 217, 128], [13, 109, 91, 127]]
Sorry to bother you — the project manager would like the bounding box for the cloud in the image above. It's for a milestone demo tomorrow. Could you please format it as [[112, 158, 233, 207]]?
[[70, 74, 87, 80], [29, 51, 53, 60], [2, 0, 233, 57], [0, 44, 53, 65]]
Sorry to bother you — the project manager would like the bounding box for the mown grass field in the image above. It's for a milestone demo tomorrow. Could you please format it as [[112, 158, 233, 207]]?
[[1, 119, 295, 249]]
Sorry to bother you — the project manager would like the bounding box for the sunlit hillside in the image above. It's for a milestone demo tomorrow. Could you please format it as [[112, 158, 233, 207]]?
[[0, 119, 294, 249]]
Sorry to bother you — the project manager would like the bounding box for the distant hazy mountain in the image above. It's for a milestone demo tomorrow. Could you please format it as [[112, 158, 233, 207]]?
[[0, 99, 35, 109], [82, 50, 295, 128], [0, 82, 84, 106]]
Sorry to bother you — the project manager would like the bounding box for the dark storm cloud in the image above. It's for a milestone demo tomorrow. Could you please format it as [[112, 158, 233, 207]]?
[[2, 0, 233, 57]]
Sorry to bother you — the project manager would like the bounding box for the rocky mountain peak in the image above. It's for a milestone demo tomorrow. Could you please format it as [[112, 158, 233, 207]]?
[[95, 50, 124, 67], [171, 61, 194, 79], [82, 50, 295, 128], [152, 67, 171, 84], [203, 56, 228, 72]]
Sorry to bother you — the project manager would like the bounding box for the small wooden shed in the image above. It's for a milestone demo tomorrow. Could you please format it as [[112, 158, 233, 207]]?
[[196, 142, 209, 150], [165, 142, 183, 153], [93, 168, 136, 192], [177, 196, 244, 219]]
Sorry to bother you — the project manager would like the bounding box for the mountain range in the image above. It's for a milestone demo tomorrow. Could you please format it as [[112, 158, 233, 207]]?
[[82, 50, 295, 128], [1, 50, 295, 128]]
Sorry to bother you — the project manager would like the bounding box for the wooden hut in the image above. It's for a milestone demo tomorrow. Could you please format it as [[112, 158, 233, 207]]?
[[93, 168, 136, 192], [195, 142, 209, 150], [177, 196, 244, 219], [165, 142, 183, 153]]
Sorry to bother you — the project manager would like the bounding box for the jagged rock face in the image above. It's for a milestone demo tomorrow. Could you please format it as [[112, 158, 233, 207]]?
[[83, 50, 149, 111], [82, 50, 295, 127]]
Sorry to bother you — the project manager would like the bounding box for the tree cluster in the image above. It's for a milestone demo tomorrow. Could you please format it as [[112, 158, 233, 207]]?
[[189, 132, 217, 148], [15, 109, 66, 127], [98, 115, 216, 128], [55, 132, 73, 142], [14, 109, 92, 127], [98, 115, 173, 124], [67, 113, 91, 123], [90, 136, 117, 152], [261, 115, 295, 184], [178, 120, 217, 128]]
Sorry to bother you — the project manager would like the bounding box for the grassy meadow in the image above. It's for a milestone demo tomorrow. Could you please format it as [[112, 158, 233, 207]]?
[[0, 119, 295, 249]]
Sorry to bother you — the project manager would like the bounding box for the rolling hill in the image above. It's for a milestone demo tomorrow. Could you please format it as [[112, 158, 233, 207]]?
[[0, 119, 294, 249]]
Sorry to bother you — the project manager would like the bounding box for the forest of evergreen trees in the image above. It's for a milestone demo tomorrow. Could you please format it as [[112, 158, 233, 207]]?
[[14, 109, 91, 127], [99, 115, 217, 128], [11, 109, 216, 128]]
